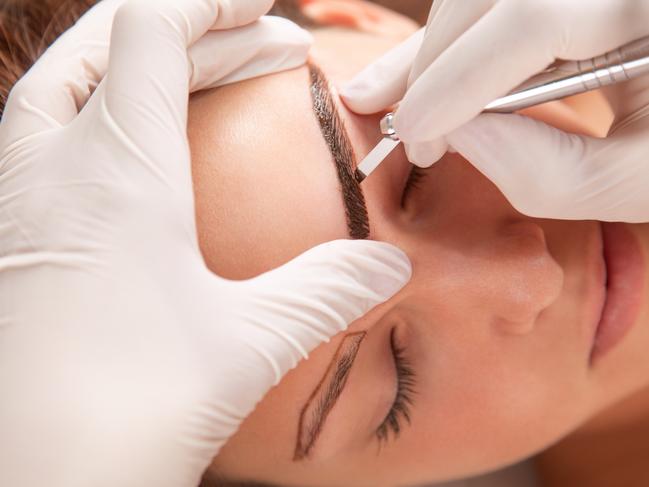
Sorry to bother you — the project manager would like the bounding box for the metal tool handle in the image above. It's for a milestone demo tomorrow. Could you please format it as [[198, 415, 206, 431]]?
[[484, 35, 649, 113]]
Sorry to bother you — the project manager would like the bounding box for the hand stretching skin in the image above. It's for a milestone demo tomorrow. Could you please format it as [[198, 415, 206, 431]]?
[[342, 0, 649, 222], [0, 2, 411, 486]]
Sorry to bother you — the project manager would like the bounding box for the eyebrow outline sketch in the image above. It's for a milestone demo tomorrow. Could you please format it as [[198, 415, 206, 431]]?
[[294, 331, 367, 461], [307, 61, 371, 240]]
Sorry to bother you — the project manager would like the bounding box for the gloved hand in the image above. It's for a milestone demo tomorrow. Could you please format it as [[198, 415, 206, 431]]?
[[342, 0, 649, 222], [0, 2, 411, 487]]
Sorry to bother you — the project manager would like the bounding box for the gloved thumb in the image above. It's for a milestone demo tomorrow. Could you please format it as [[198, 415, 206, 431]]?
[[182, 240, 410, 457], [447, 113, 621, 221], [236, 240, 411, 385], [404, 139, 449, 168], [340, 29, 424, 114], [340, 28, 449, 168], [187, 16, 312, 92]]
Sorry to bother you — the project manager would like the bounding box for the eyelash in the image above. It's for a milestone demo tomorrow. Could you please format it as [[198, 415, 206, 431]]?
[[400, 166, 429, 207], [375, 328, 416, 445]]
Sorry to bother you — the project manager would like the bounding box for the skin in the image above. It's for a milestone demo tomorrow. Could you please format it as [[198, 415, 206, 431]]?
[[187, 3, 649, 486]]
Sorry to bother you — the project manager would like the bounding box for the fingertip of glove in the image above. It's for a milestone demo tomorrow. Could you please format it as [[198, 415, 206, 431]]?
[[377, 246, 412, 296], [335, 246, 411, 309], [405, 141, 446, 168], [261, 16, 314, 46], [369, 241, 412, 276], [339, 62, 392, 111], [345, 240, 413, 296], [212, 0, 276, 29], [276, 240, 412, 305], [339, 75, 364, 99], [339, 85, 378, 114], [392, 107, 419, 143]]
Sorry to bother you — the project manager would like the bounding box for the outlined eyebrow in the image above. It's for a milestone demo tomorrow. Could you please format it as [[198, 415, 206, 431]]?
[[307, 61, 370, 240], [294, 331, 367, 461]]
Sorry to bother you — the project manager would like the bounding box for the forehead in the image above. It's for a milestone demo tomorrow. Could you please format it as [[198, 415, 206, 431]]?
[[188, 67, 349, 279]]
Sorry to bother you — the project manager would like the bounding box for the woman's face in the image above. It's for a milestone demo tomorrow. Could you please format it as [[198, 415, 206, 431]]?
[[187, 8, 649, 487]]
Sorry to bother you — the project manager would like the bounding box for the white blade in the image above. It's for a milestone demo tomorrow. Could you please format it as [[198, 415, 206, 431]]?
[[355, 138, 401, 182]]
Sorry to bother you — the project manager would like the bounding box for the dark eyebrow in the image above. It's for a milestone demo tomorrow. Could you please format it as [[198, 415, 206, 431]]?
[[294, 332, 366, 461], [307, 62, 370, 240]]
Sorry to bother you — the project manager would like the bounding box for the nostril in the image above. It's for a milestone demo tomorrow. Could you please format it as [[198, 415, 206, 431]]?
[[500, 220, 547, 245], [493, 285, 553, 335], [494, 313, 539, 336]]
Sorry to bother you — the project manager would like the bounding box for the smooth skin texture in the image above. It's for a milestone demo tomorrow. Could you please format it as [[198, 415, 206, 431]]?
[[188, 2, 649, 486]]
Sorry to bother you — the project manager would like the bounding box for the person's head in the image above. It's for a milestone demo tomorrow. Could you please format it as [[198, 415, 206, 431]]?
[[3, 2, 649, 487], [189, 3, 649, 487]]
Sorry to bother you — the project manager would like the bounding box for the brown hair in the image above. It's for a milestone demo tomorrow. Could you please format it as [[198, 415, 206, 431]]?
[[0, 0, 94, 118]]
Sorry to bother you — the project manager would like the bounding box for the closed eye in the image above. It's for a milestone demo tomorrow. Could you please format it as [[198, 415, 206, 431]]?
[[375, 327, 416, 445], [400, 165, 429, 208]]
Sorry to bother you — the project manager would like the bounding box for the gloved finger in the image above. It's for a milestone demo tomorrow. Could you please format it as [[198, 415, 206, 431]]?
[[340, 28, 424, 114], [68, 15, 311, 219], [394, 1, 563, 144], [446, 112, 649, 222], [405, 139, 447, 168], [343, 0, 492, 167], [231, 240, 411, 390], [407, 0, 495, 86], [105, 0, 273, 144], [1, 0, 121, 145], [187, 16, 312, 92], [395, 0, 649, 146], [340, 0, 493, 114], [447, 113, 589, 219]]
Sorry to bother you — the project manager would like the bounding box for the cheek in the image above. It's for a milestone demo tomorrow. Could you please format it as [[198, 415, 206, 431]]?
[[398, 279, 590, 476], [416, 350, 578, 476], [411, 321, 589, 477]]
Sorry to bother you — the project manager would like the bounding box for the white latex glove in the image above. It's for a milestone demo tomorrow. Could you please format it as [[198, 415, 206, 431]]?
[[0, 2, 411, 487], [342, 0, 649, 222]]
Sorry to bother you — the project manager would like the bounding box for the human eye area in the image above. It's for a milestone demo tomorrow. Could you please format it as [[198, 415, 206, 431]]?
[[375, 326, 417, 446], [400, 165, 431, 209]]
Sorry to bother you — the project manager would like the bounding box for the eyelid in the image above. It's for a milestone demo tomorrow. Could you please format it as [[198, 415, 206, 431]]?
[[401, 165, 428, 208], [375, 325, 416, 445]]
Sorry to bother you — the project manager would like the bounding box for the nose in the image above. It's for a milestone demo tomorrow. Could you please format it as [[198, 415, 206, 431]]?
[[389, 153, 567, 336], [366, 151, 565, 335], [476, 220, 564, 333], [409, 218, 564, 336]]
